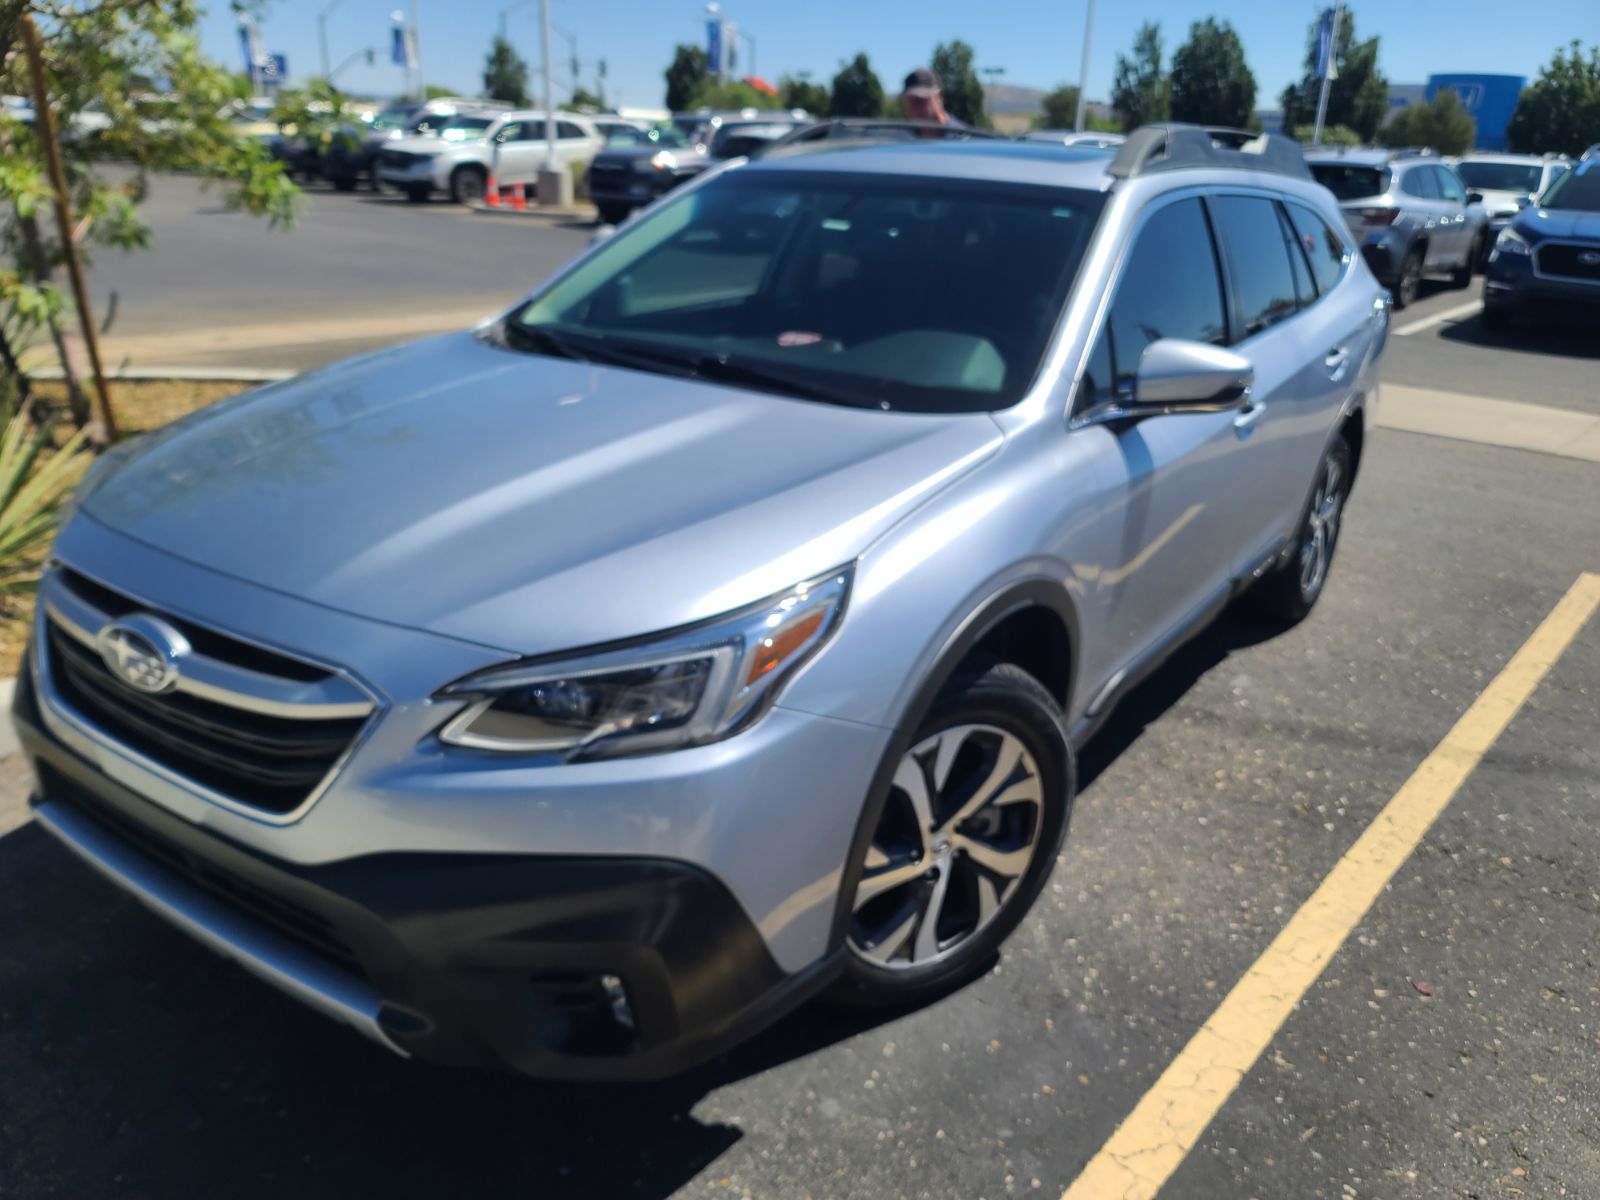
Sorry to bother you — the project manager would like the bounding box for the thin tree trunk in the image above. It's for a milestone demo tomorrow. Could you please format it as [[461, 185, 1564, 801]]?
[[15, 210, 90, 427]]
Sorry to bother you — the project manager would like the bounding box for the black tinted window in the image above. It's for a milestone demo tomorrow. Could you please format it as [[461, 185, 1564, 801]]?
[[1286, 203, 1349, 295], [1210, 195, 1299, 339], [1434, 166, 1466, 204], [1103, 198, 1227, 392], [1309, 164, 1388, 200], [1400, 167, 1439, 199], [557, 121, 586, 140]]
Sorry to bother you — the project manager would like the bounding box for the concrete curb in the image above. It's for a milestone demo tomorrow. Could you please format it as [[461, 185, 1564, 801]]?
[[0, 678, 17, 758], [30, 365, 296, 383], [468, 199, 597, 221]]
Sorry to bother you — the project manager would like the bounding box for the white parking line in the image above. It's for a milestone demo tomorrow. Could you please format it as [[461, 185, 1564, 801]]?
[[1394, 299, 1483, 337]]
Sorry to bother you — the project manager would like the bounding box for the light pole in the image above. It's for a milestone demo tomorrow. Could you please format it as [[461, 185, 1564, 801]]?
[[1312, 4, 1343, 146], [499, 0, 534, 42], [409, 0, 424, 101], [317, 0, 345, 80], [1074, 0, 1095, 132], [739, 29, 755, 79], [539, 0, 557, 174]]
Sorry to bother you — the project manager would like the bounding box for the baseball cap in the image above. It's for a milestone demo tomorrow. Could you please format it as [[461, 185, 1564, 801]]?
[[902, 67, 942, 98]]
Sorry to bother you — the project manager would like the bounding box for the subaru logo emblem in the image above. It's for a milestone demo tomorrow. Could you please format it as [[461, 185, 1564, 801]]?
[[95, 615, 189, 695], [1580, 251, 1600, 267]]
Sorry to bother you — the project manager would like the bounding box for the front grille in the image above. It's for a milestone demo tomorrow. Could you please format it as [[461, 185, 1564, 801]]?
[[1536, 242, 1600, 283], [42, 765, 361, 971], [587, 162, 626, 186], [380, 149, 421, 170], [42, 568, 370, 817]]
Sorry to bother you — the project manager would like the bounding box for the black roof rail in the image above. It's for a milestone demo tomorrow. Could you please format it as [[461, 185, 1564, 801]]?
[[765, 119, 1008, 152], [1108, 123, 1312, 181]]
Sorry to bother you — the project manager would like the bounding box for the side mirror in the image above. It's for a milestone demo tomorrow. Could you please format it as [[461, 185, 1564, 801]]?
[[1134, 339, 1254, 412], [1465, 190, 1484, 206], [1515, 193, 1536, 210]]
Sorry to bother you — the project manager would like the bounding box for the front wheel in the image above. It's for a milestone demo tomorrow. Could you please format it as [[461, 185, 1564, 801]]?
[[403, 184, 431, 203], [834, 663, 1074, 1008], [450, 166, 487, 205], [1451, 235, 1481, 288], [1247, 435, 1352, 626]]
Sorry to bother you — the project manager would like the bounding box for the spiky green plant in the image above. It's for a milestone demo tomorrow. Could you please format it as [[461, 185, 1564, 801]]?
[[0, 406, 89, 602]]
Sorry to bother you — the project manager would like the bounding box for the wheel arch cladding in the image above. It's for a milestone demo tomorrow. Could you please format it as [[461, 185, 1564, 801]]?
[[827, 579, 1080, 951], [1340, 406, 1365, 480]]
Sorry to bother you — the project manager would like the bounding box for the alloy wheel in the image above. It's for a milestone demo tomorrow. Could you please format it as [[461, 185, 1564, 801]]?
[[1299, 449, 1346, 600], [849, 724, 1044, 970]]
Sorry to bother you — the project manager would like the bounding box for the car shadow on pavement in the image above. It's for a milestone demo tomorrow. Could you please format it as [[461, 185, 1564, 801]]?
[[0, 608, 1275, 1197], [1440, 313, 1600, 360]]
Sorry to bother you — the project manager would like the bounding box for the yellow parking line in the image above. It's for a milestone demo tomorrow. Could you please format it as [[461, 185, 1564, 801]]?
[[1061, 572, 1600, 1200]]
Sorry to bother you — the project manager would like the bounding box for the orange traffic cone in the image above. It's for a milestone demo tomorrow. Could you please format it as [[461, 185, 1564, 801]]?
[[511, 180, 526, 211], [484, 175, 500, 207]]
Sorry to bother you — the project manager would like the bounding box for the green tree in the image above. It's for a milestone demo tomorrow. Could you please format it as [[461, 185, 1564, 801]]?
[[0, 0, 296, 436], [1293, 123, 1361, 148], [1380, 89, 1476, 156], [482, 35, 530, 106], [779, 75, 830, 115], [1039, 84, 1080, 130], [1111, 22, 1170, 131], [664, 44, 708, 112], [694, 80, 782, 111], [1169, 18, 1256, 128], [423, 84, 456, 100], [829, 53, 884, 118], [1506, 41, 1600, 156], [930, 40, 986, 127], [568, 86, 604, 111], [1280, 13, 1388, 142]]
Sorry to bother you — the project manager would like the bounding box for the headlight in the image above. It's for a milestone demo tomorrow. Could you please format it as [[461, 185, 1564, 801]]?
[[635, 150, 677, 173], [436, 566, 852, 758], [1490, 227, 1531, 261]]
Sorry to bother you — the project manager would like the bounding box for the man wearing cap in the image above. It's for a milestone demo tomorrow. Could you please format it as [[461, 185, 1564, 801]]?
[[902, 67, 967, 129]]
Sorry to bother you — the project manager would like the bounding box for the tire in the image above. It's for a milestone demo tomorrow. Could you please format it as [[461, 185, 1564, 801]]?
[[1450, 236, 1480, 288], [1247, 434, 1353, 627], [330, 174, 357, 193], [596, 202, 633, 226], [1391, 246, 1424, 309], [450, 165, 487, 205], [833, 663, 1075, 1009], [403, 184, 431, 203]]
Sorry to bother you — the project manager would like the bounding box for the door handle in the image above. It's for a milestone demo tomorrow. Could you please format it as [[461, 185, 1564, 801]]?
[[1233, 398, 1265, 432], [1325, 347, 1350, 380]]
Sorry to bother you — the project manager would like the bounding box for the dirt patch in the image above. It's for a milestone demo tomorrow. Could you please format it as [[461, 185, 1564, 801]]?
[[1, 379, 248, 678]]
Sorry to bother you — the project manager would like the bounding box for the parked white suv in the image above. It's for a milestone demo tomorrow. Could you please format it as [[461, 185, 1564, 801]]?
[[488, 111, 605, 188], [375, 113, 503, 203]]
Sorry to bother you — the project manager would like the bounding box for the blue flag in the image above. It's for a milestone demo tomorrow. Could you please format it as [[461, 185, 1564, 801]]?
[[392, 23, 415, 68], [706, 19, 723, 75], [1314, 8, 1338, 80]]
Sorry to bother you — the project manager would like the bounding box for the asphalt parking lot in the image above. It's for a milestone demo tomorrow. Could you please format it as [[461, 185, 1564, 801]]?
[[3, 179, 1598, 1199]]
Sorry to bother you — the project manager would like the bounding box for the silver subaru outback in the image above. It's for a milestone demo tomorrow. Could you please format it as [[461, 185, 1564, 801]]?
[[16, 125, 1387, 1080]]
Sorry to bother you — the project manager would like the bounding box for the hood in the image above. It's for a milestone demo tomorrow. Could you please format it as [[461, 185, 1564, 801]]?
[[83, 333, 1002, 657], [1515, 206, 1600, 241], [383, 134, 483, 158]]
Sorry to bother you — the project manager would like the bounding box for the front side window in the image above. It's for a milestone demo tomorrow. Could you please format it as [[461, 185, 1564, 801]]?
[[1091, 197, 1228, 401], [1286, 202, 1350, 296], [1399, 167, 1440, 200], [510, 172, 1105, 413], [1434, 166, 1467, 204], [1209, 195, 1299, 339]]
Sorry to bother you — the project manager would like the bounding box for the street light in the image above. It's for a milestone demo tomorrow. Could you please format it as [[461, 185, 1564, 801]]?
[[317, 0, 345, 81], [1074, 0, 1095, 132]]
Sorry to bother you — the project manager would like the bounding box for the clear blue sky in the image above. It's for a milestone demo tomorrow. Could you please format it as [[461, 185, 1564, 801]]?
[[208, 0, 1598, 112]]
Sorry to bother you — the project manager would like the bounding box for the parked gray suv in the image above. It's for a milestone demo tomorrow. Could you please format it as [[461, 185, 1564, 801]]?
[[16, 125, 1386, 1080], [1307, 148, 1488, 307]]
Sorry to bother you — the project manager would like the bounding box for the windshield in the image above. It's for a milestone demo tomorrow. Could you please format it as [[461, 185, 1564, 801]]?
[[371, 105, 417, 132], [1310, 164, 1390, 201], [709, 124, 794, 159], [1539, 162, 1600, 213], [1456, 161, 1542, 194], [506, 172, 1105, 413], [434, 115, 494, 141]]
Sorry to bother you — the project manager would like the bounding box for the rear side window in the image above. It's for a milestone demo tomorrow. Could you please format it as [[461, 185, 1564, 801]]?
[[1286, 203, 1350, 295], [557, 121, 586, 140], [1209, 195, 1299, 339], [1309, 164, 1388, 201], [1100, 197, 1229, 395], [1275, 204, 1316, 310], [1399, 168, 1440, 199]]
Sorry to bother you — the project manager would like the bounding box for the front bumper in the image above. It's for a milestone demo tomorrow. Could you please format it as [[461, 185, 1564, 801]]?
[[1484, 251, 1600, 312], [15, 667, 840, 1079], [584, 168, 699, 210]]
